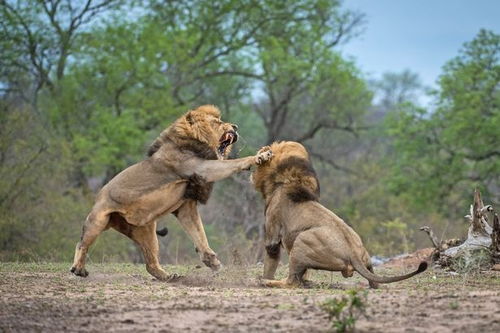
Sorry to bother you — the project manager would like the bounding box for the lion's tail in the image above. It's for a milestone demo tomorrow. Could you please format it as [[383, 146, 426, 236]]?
[[351, 258, 427, 284]]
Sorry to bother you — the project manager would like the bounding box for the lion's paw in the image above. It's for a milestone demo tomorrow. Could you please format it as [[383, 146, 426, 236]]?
[[166, 273, 184, 282], [201, 251, 222, 271], [70, 266, 89, 277], [255, 149, 273, 165], [257, 145, 272, 154]]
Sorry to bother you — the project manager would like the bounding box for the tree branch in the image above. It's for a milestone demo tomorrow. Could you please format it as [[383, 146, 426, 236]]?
[[307, 149, 357, 174], [296, 121, 360, 143], [464, 151, 500, 161], [420, 226, 441, 249]]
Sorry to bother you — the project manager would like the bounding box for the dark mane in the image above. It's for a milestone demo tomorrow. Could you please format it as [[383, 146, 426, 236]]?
[[183, 173, 213, 204], [287, 187, 319, 202], [275, 156, 317, 177], [147, 139, 163, 156], [147, 133, 217, 204], [147, 133, 217, 161], [176, 138, 217, 160], [271, 156, 320, 203]]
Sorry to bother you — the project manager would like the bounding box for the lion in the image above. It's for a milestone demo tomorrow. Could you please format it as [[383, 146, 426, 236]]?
[[71, 105, 273, 280], [251, 141, 427, 288]]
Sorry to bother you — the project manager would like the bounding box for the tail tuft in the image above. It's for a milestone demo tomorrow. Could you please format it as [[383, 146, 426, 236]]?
[[417, 261, 428, 273], [156, 227, 169, 237]]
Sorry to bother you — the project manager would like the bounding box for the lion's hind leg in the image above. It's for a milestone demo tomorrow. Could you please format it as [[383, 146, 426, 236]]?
[[108, 214, 175, 281], [71, 210, 110, 277]]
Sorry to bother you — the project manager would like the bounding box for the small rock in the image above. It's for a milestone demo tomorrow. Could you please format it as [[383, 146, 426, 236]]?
[[492, 264, 500, 271]]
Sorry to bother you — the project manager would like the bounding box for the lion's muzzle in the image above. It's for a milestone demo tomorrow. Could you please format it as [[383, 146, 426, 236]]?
[[218, 130, 238, 155]]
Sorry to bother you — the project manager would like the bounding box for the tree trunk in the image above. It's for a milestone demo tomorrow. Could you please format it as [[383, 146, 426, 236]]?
[[491, 213, 500, 264]]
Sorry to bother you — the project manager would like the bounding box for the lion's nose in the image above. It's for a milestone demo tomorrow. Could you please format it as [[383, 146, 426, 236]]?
[[231, 124, 238, 131]]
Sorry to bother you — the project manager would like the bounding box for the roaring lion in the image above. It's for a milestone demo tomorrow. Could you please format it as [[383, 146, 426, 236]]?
[[71, 105, 273, 280], [251, 141, 427, 288]]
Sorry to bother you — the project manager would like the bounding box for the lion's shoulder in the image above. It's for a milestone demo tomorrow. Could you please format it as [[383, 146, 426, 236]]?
[[105, 160, 181, 205]]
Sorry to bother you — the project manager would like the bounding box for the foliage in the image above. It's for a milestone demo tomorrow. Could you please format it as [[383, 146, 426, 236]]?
[[1, 1, 498, 263], [320, 289, 367, 332], [385, 30, 500, 211], [0, 109, 131, 261]]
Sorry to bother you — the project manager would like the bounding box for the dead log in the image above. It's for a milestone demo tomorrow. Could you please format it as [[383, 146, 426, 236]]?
[[420, 226, 463, 263], [421, 189, 497, 271], [419, 226, 442, 262]]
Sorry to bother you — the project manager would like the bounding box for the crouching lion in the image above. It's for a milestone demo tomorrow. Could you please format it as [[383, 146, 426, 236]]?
[[251, 141, 427, 288], [71, 105, 273, 280]]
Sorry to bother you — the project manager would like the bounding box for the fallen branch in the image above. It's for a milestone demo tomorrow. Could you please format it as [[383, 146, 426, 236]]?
[[419, 226, 440, 249]]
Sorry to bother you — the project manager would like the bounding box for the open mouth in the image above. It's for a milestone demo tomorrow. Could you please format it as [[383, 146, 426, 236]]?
[[218, 130, 238, 156]]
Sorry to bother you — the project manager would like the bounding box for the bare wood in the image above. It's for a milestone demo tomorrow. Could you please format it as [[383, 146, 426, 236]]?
[[471, 188, 485, 234], [440, 189, 494, 267], [420, 190, 499, 270], [492, 214, 500, 263], [419, 226, 441, 249]]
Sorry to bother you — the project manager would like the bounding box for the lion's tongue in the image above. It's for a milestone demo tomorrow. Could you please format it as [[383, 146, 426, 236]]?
[[220, 132, 234, 144]]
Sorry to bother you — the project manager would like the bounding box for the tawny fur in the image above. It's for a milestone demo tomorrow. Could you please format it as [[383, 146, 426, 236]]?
[[252, 141, 427, 288], [71, 105, 273, 281]]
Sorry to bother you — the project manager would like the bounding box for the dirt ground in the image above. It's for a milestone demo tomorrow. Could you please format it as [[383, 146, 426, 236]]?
[[0, 261, 499, 332]]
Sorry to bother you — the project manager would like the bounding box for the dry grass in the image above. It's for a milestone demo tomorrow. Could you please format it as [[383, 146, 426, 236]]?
[[0, 262, 499, 332]]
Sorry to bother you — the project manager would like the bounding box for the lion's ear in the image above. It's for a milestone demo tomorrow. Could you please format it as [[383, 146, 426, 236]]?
[[185, 111, 195, 125]]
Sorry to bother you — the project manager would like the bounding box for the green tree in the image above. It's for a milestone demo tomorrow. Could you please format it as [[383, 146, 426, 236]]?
[[386, 29, 500, 211], [0, 0, 124, 102], [0, 0, 379, 261]]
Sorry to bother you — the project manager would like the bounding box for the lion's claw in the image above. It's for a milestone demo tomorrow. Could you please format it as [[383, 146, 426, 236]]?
[[257, 145, 272, 154], [70, 266, 89, 277], [166, 273, 183, 282], [256, 149, 273, 165], [201, 251, 222, 271]]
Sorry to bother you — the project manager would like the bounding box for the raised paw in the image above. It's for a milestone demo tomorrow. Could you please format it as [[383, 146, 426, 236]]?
[[255, 149, 273, 165], [257, 145, 272, 154], [201, 251, 222, 271], [70, 266, 89, 277]]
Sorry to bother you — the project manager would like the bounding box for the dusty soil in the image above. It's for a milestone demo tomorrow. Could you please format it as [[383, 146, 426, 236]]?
[[0, 262, 499, 332]]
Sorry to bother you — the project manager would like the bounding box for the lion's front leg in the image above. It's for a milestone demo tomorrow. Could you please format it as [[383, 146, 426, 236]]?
[[174, 200, 221, 271], [185, 149, 273, 183], [263, 215, 282, 279], [263, 245, 281, 279]]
